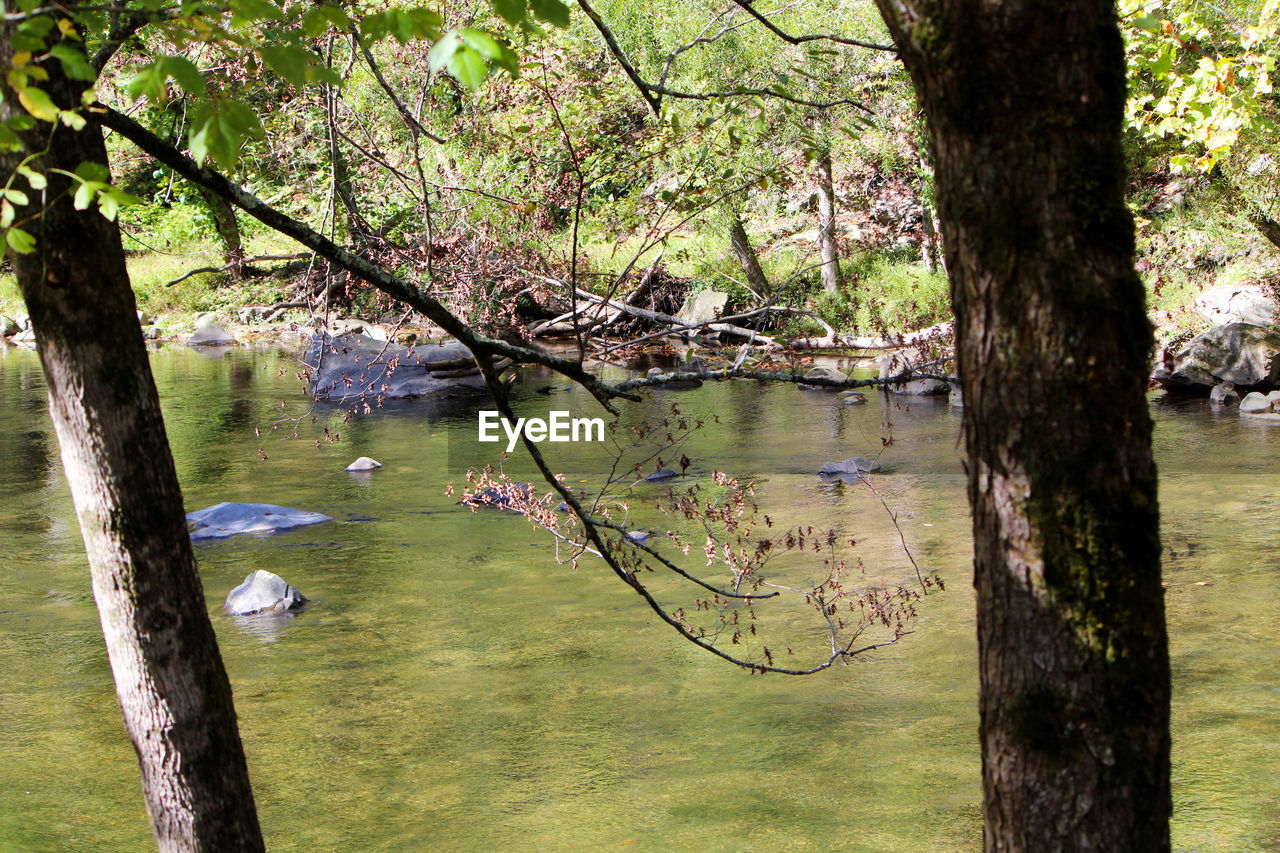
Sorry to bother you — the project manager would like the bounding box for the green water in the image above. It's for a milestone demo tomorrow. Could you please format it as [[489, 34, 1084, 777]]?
[[0, 343, 1277, 852]]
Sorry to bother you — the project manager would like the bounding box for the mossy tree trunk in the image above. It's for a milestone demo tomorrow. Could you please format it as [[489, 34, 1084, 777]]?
[[1, 26, 265, 853], [727, 212, 771, 297], [873, 1, 1171, 850], [198, 184, 245, 279]]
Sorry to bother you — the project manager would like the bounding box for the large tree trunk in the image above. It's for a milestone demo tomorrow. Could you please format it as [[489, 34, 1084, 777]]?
[[1, 29, 265, 853], [874, 2, 1170, 850], [815, 147, 841, 295], [726, 212, 771, 297]]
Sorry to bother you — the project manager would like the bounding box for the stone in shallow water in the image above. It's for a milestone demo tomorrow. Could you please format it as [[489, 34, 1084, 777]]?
[[225, 570, 308, 616], [460, 483, 533, 509], [818, 457, 882, 481], [187, 502, 333, 541], [303, 333, 487, 401], [188, 324, 235, 347], [345, 456, 382, 471]]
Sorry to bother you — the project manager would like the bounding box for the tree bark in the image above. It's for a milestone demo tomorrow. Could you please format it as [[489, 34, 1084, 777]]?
[[197, 184, 246, 280], [815, 147, 841, 294], [873, 2, 1171, 851], [726, 212, 771, 297], [1, 29, 265, 853]]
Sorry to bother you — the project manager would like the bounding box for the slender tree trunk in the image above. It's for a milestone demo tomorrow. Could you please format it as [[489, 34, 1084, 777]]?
[[874, 2, 1170, 850], [815, 147, 841, 295], [726, 213, 771, 297], [1, 29, 265, 852], [198, 185, 245, 280]]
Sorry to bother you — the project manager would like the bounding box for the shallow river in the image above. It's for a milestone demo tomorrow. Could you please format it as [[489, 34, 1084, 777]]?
[[1, 343, 1278, 852]]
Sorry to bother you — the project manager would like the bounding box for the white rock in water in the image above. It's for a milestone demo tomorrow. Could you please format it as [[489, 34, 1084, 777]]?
[[345, 456, 382, 471], [188, 324, 235, 347], [1239, 392, 1273, 414], [225, 570, 308, 615], [187, 502, 332, 541]]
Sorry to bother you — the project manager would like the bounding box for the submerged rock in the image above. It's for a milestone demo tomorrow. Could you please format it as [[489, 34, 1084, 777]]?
[[644, 468, 678, 482], [1153, 323, 1280, 392], [345, 456, 382, 472], [303, 333, 488, 401], [818, 457, 882, 482], [461, 483, 533, 509], [225, 570, 308, 616], [798, 365, 849, 391], [189, 324, 235, 347], [187, 502, 333, 541]]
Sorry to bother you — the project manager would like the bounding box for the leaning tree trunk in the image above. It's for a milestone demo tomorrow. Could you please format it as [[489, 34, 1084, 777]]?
[[815, 147, 841, 295], [1, 28, 265, 853], [727, 212, 771, 297], [197, 185, 246, 280], [874, 2, 1171, 851]]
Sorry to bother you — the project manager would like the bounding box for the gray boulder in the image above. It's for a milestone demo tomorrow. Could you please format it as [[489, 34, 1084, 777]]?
[[1209, 382, 1239, 405], [304, 333, 487, 401], [644, 468, 677, 482], [1, 315, 19, 337], [675, 290, 728, 327], [1153, 323, 1280, 392], [188, 324, 235, 347], [187, 502, 333, 541], [1240, 392, 1273, 414], [818, 457, 882, 482], [1193, 284, 1280, 328], [225, 570, 308, 616], [878, 349, 950, 396], [798, 365, 848, 391]]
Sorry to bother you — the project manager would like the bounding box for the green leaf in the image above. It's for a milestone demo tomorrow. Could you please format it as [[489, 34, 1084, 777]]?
[[259, 45, 314, 86], [126, 56, 205, 101], [6, 227, 36, 254], [74, 161, 109, 183], [188, 99, 264, 170], [360, 7, 443, 45], [17, 86, 59, 122], [16, 165, 46, 190], [49, 45, 97, 82], [3, 189, 30, 206], [491, 0, 526, 25], [229, 0, 285, 25], [428, 31, 460, 73], [460, 29, 517, 74], [1131, 15, 1161, 31], [0, 201, 13, 229], [0, 123, 21, 153], [73, 180, 97, 210], [449, 46, 489, 90], [528, 0, 569, 27], [301, 4, 352, 36], [59, 110, 87, 130]]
